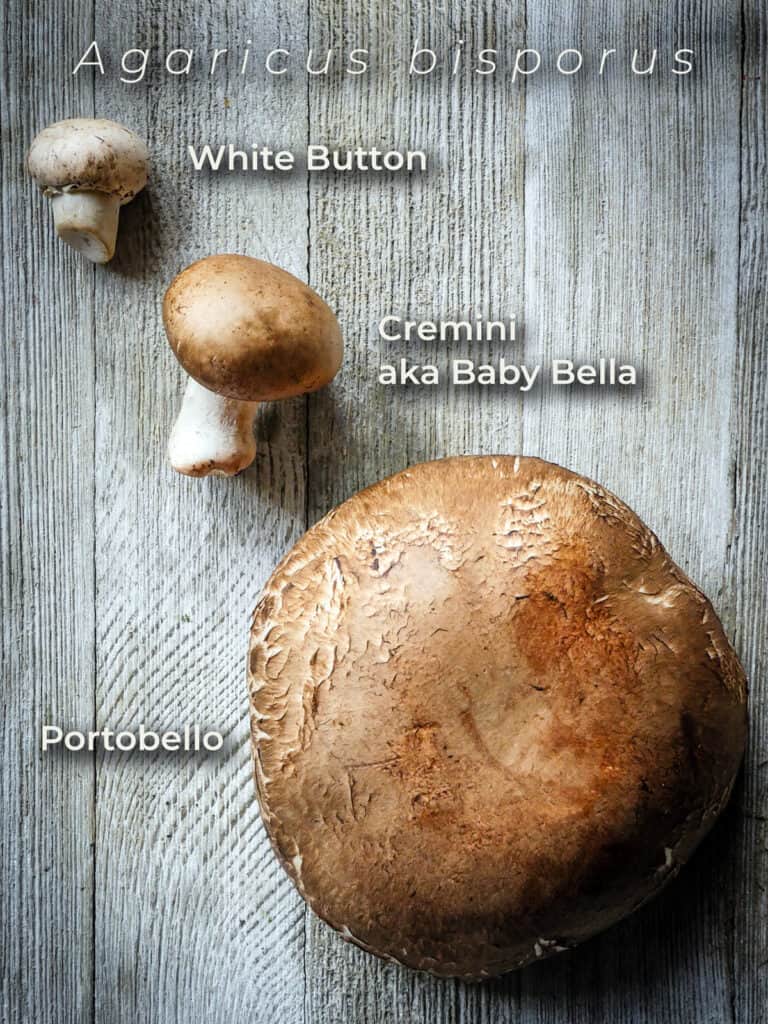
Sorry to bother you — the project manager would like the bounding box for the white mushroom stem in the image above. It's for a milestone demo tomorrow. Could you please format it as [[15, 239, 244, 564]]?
[[50, 191, 120, 264], [168, 378, 258, 477]]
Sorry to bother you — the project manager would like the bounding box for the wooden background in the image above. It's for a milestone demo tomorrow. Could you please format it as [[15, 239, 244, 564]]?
[[2, 1, 766, 1021]]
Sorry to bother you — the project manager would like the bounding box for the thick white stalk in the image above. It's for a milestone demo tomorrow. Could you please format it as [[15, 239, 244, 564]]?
[[50, 191, 120, 263], [168, 378, 258, 477]]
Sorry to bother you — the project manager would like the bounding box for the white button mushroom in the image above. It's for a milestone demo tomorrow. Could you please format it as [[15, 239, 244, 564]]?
[[27, 118, 149, 263], [163, 255, 343, 477]]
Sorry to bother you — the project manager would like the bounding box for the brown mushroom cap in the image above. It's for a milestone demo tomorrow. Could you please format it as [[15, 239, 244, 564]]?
[[249, 456, 747, 979], [163, 255, 343, 402], [27, 118, 148, 202]]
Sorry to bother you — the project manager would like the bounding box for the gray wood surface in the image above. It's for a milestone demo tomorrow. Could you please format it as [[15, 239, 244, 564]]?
[[1, 1, 765, 1022], [1, 3, 96, 1021]]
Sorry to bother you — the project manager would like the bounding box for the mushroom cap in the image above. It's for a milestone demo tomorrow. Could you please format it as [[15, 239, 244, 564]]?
[[27, 118, 149, 202], [163, 255, 343, 403], [249, 455, 747, 979]]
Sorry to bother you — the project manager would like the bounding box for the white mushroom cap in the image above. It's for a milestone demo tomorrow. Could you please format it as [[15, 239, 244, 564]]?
[[27, 118, 149, 202], [27, 118, 149, 263]]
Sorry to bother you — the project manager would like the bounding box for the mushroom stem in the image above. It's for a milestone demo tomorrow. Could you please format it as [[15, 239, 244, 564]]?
[[50, 191, 120, 263], [168, 378, 258, 477]]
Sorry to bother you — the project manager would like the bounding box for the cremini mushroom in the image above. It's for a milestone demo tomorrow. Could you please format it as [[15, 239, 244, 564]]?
[[249, 455, 747, 979], [27, 118, 148, 263], [163, 254, 343, 477]]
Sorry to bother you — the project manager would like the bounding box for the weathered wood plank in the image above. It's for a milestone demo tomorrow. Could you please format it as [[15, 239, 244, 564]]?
[[519, 3, 745, 1023], [307, 1, 527, 515], [305, 3, 527, 1021], [3, 0, 765, 1021], [88, 3, 309, 1021], [0, 2, 97, 1023], [304, 2, 759, 1023], [731, 5, 768, 1022]]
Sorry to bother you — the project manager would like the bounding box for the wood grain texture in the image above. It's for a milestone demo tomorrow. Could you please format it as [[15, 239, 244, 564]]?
[[304, 2, 764, 1023], [87, 3, 310, 1022], [730, 5, 768, 1022], [517, 4, 744, 1023], [0, 2, 97, 1022], [1, 0, 766, 1022]]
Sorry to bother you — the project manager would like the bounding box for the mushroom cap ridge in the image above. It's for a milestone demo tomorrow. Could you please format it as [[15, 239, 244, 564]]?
[[27, 118, 149, 202], [249, 455, 747, 979], [163, 255, 343, 403]]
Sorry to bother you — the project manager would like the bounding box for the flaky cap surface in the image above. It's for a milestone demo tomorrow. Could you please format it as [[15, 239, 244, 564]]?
[[27, 118, 149, 201], [249, 456, 747, 979], [163, 255, 343, 402]]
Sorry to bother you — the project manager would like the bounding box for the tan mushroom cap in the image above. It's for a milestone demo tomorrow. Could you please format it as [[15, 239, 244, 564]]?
[[163, 255, 344, 403], [27, 118, 149, 201], [249, 456, 747, 979]]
